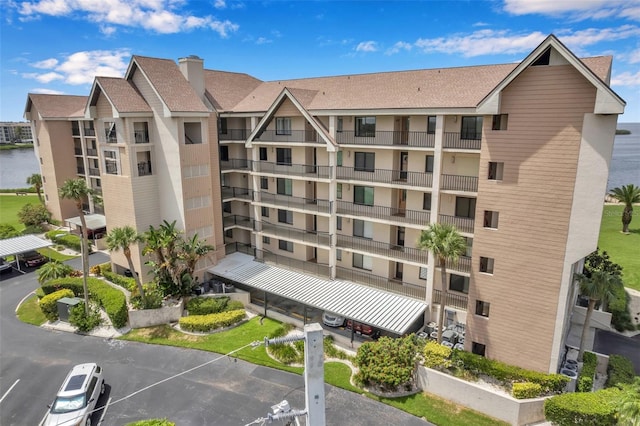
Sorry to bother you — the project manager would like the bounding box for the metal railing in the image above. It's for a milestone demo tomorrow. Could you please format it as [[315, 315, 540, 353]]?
[[254, 161, 331, 179], [433, 289, 468, 311], [254, 129, 323, 144], [77, 166, 85, 174], [337, 166, 432, 188], [336, 200, 431, 226], [440, 174, 478, 192], [221, 158, 252, 171], [83, 128, 96, 136], [137, 161, 152, 177], [74, 148, 83, 155], [336, 235, 428, 263], [223, 215, 255, 230], [336, 131, 435, 148], [256, 249, 332, 278], [225, 242, 255, 256], [88, 168, 100, 177], [134, 130, 149, 144], [222, 186, 253, 201], [219, 129, 250, 141], [257, 192, 331, 214], [86, 149, 98, 157], [335, 266, 425, 300], [438, 214, 475, 233], [446, 255, 472, 273], [443, 133, 481, 150], [260, 222, 331, 246]]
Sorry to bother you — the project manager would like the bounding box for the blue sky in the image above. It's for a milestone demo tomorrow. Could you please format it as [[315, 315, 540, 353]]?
[[1, 0, 639, 122]]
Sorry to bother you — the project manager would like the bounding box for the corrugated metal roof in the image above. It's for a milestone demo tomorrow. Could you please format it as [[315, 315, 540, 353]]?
[[0, 235, 53, 258], [209, 253, 426, 335], [65, 214, 106, 230]]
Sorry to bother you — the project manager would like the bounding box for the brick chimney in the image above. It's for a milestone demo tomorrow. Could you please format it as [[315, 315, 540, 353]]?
[[178, 55, 205, 100]]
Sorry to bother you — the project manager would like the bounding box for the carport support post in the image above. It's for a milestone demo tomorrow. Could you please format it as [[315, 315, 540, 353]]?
[[304, 323, 326, 426], [263, 291, 268, 318]]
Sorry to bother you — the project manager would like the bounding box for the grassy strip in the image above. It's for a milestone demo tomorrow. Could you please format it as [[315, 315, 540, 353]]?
[[39, 247, 77, 262], [0, 194, 39, 230], [16, 294, 47, 325], [598, 205, 640, 291], [0, 144, 34, 151]]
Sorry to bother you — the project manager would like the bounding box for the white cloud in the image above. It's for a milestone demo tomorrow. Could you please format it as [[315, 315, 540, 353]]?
[[23, 71, 64, 83], [385, 41, 412, 55], [503, 0, 640, 22], [611, 70, 640, 86], [256, 37, 271, 45], [355, 41, 377, 53], [18, 0, 240, 37], [30, 88, 66, 95], [31, 58, 58, 68], [626, 48, 640, 64], [214, 0, 226, 9]]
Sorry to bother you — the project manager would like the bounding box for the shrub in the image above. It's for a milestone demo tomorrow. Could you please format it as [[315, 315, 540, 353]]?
[[226, 300, 244, 311], [186, 296, 229, 315], [69, 302, 102, 332], [544, 387, 621, 425], [90, 264, 102, 276], [39, 289, 74, 321], [354, 335, 417, 392], [577, 352, 597, 392], [102, 269, 136, 292], [45, 229, 68, 241], [512, 382, 543, 399], [55, 233, 82, 252], [178, 309, 246, 332], [22, 224, 45, 234], [0, 224, 21, 239], [269, 343, 302, 365], [606, 354, 636, 387], [422, 341, 452, 369], [323, 335, 352, 361], [18, 203, 51, 226], [608, 283, 635, 332], [126, 420, 175, 426], [130, 283, 164, 310]]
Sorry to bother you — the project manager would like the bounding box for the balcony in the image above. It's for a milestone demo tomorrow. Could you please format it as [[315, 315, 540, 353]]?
[[223, 215, 255, 230], [219, 129, 250, 141], [225, 242, 255, 256], [443, 133, 481, 150], [256, 249, 332, 278], [254, 161, 331, 179], [137, 161, 152, 177], [88, 168, 100, 177], [439, 214, 474, 234], [335, 266, 425, 300], [77, 166, 85, 175], [257, 192, 331, 214], [134, 130, 149, 144], [433, 289, 468, 311], [445, 255, 472, 274], [260, 222, 331, 246], [337, 166, 432, 188], [74, 148, 83, 155], [336, 131, 435, 148], [86, 148, 98, 157], [83, 128, 96, 137], [336, 200, 431, 226], [254, 130, 322, 144], [222, 186, 253, 201], [440, 175, 478, 192], [336, 235, 428, 264], [221, 158, 251, 171]]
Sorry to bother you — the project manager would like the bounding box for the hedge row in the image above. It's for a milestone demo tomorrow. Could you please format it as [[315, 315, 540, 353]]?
[[40, 289, 74, 321], [606, 354, 636, 387], [544, 387, 621, 425], [178, 309, 245, 332], [422, 341, 452, 369], [42, 277, 128, 328], [512, 382, 543, 399], [577, 351, 597, 392], [102, 269, 136, 292], [452, 350, 568, 394], [186, 296, 243, 315]]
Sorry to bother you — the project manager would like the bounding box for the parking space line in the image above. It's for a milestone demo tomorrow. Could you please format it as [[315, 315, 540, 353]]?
[[0, 379, 19, 404], [98, 397, 111, 424]]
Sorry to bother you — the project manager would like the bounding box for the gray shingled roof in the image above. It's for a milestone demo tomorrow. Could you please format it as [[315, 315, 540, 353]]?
[[26, 94, 87, 118], [95, 77, 151, 114], [204, 70, 262, 111]]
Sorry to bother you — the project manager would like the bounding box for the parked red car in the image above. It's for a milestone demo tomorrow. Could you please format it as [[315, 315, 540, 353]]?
[[17, 251, 47, 267], [346, 320, 380, 338]]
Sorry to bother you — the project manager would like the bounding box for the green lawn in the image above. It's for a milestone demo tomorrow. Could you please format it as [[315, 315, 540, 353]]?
[[0, 194, 40, 230], [598, 205, 640, 291], [39, 247, 77, 261], [16, 294, 47, 325]]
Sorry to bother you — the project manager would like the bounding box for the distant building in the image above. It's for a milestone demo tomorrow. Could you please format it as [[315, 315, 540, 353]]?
[[0, 122, 33, 144], [24, 35, 625, 373]]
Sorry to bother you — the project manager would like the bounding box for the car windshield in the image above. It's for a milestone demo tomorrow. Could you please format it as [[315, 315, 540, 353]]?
[[51, 394, 86, 413]]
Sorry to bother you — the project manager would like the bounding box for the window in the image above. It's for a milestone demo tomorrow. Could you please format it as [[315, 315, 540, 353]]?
[[455, 197, 476, 219], [220, 146, 229, 161], [225, 229, 233, 238], [278, 209, 293, 224], [480, 257, 494, 274], [104, 121, 117, 143], [423, 193, 432, 211], [337, 117, 343, 133], [450, 274, 470, 294], [461, 116, 483, 140], [532, 48, 551, 66], [336, 249, 342, 261], [184, 122, 203, 144], [353, 219, 373, 239], [355, 116, 376, 137], [419, 267, 428, 280], [262, 236, 271, 244], [427, 116, 437, 134], [337, 183, 343, 200], [475, 300, 490, 317], [472, 342, 486, 357], [279, 239, 293, 252], [276, 117, 291, 135], [260, 177, 269, 190], [219, 117, 228, 134], [276, 148, 292, 165], [488, 162, 504, 180], [336, 216, 342, 230], [259, 147, 267, 161], [223, 202, 231, 213], [484, 210, 499, 229], [354, 186, 374, 206], [261, 206, 269, 217], [425, 155, 434, 173], [492, 114, 508, 131], [277, 178, 292, 195], [354, 152, 375, 172], [337, 151, 343, 166], [353, 253, 373, 271]]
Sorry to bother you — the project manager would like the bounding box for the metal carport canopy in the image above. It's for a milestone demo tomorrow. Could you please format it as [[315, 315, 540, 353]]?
[[0, 234, 53, 258], [209, 252, 427, 335], [65, 214, 106, 230]]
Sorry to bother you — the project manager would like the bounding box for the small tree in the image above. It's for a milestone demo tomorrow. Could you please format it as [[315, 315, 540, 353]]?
[[106, 226, 146, 305], [609, 184, 640, 233], [0, 224, 20, 239], [17, 203, 51, 227], [36, 260, 74, 284], [617, 378, 640, 426], [354, 335, 418, 392], [26, 173, 43, 203]]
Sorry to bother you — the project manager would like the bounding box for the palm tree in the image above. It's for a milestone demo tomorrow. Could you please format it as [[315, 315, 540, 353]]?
[[609, 184, 640, 233], [106, 226, 146, 304], [26, 173, 43, 203], [418, 223, 467, 343], [36, 259, 73, 284], [574, 270, 622, 361], [59, 178, 100, 314], [617, 377, 640, 426]]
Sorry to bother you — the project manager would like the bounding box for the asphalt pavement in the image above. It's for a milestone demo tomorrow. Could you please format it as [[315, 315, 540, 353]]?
[[594, 328, 640, 375], [0, 254, 432, 426]]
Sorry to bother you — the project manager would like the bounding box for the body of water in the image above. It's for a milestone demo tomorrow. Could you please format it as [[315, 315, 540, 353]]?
[[0, 125, 638, 190]]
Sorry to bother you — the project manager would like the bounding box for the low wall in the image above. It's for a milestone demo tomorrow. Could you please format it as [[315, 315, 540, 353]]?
[[417, 367, 547, 426], [129, 300, 184, 329]]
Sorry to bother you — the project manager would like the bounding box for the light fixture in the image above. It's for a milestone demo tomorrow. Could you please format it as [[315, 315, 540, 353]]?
[[451, 156, 456, 164]]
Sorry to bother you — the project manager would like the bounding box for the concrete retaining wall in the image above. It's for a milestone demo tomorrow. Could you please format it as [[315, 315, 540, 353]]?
[[129, 300, 184, 329], [417, 367, 547, 426]]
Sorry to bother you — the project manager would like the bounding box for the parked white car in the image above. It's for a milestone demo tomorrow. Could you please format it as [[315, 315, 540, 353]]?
[[44, 363, 105, 426], [322, 312, 346, 327]]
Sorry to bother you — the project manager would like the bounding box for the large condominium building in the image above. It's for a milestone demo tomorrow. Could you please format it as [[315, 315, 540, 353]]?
[[0, 121, 33, 144], [24, 35, 624, 373]]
